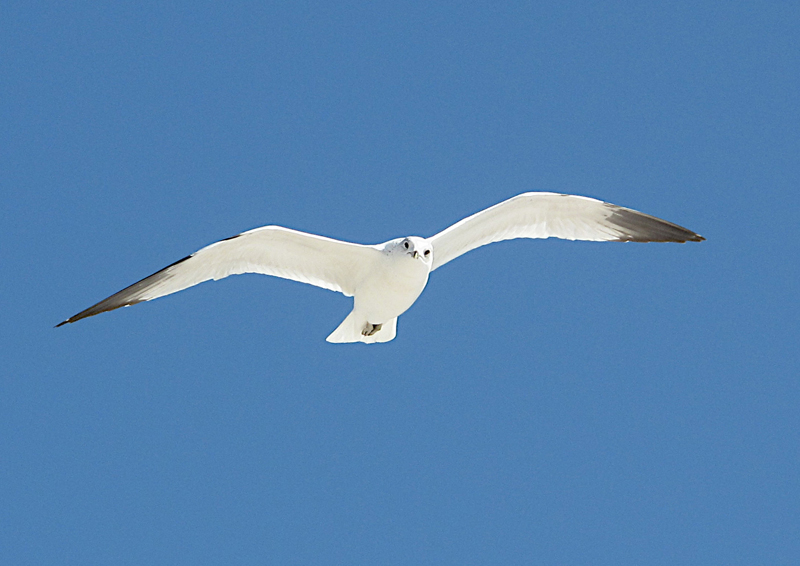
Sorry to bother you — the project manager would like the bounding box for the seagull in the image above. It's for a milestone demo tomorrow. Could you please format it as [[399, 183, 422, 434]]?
[[57, 192, 704, 343]]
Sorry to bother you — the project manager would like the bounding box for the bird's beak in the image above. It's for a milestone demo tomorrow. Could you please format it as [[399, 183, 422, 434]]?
[[412, 251, 419, 259]]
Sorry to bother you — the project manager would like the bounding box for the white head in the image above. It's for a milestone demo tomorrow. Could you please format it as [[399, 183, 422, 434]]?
[[385, 236, 433, 267]]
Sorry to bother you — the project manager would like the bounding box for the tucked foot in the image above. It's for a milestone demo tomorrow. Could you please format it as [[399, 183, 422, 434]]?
[[361, 322, 383, 336]]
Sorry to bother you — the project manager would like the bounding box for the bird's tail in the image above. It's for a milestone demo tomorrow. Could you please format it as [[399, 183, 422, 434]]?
[[326, 311, 398, 344]]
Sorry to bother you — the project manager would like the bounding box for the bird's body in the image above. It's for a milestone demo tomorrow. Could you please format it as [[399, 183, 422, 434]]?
[[57, 193, 704, 343], [327, 237, 432, 343]]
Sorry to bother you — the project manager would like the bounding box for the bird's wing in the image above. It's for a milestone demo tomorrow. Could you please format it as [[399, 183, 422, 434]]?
[[429, 192, 704, 271], [57, 226, 381, 325]]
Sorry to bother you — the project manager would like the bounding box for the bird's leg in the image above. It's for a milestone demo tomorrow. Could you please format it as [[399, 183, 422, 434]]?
[[361, 322, 383, 336]]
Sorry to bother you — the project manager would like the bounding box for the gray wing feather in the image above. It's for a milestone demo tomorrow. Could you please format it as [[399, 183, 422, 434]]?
[[429, 192, 703, 271]]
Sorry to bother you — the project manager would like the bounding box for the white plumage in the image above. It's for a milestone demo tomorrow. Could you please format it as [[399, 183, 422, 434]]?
[[58, 192, 703, 343]]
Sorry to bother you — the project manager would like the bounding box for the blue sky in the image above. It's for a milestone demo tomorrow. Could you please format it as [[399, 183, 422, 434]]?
[[2, 1, 798, 564]]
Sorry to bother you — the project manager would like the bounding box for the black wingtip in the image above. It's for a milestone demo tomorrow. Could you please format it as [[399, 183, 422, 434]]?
[[53, 253, 192, 329], [679, 231, 705, 243], [606, 206, 706, 243]]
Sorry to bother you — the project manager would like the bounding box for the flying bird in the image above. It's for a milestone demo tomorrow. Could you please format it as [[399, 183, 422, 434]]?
[[57, 193, 704, 343]]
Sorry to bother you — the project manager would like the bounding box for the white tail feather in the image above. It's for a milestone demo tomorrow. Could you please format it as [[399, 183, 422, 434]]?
[[326, 312, 398, 344]]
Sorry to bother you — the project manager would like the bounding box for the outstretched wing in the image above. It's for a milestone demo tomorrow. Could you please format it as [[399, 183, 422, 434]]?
[[57, 226, 381, 326], [429, 192, 704, 271]]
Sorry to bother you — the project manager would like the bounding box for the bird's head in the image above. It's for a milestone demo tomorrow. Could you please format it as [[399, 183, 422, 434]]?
[[388, 237, 433, 266]]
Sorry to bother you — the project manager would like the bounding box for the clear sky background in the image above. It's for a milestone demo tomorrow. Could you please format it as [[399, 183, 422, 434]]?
[[2, 1, 798, 564]]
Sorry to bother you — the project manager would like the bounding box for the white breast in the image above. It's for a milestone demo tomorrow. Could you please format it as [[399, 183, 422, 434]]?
[[353, 253, 430, 323]]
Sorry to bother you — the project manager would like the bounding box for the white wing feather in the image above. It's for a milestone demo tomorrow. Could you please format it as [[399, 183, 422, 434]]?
[[429, 192, 703, 271], [58, 226, 380, 325]]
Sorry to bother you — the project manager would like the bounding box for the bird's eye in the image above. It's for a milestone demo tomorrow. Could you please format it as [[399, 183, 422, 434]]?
[[424, 249, 430, 257], [403, 241, 409, 249]]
